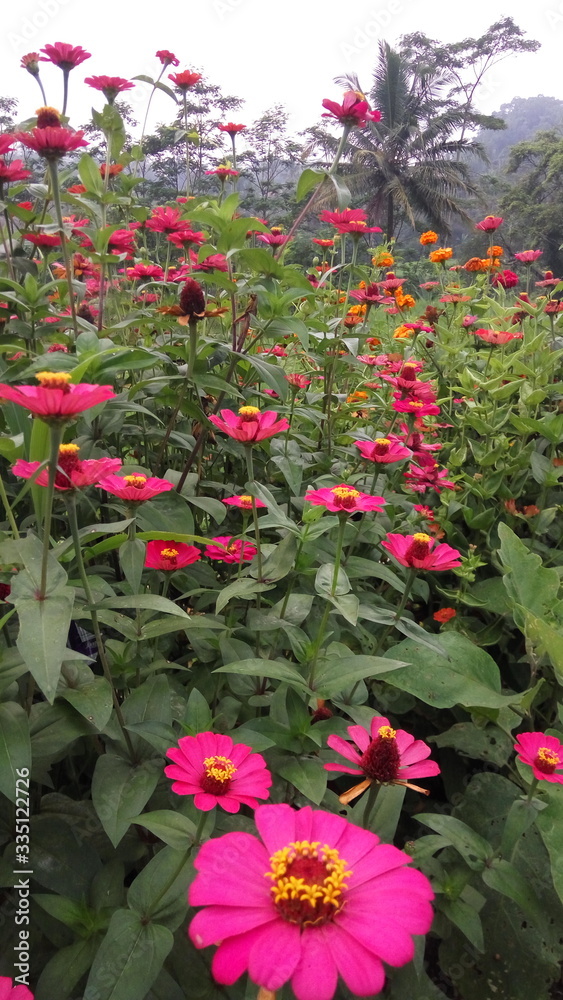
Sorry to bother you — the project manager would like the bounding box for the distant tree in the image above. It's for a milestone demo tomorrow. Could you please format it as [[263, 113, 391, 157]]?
[[238, 106, 303, 222], [478, 96, 563, 169], [499, 130, 563, 273]]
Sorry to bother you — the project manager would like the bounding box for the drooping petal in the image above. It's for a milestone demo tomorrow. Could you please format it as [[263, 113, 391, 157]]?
[[290, 928, 338, 1000], [247, 919, 302, 990], [324, 923, 386, 995]]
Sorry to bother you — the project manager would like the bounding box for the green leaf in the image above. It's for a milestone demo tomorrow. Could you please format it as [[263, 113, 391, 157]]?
[[482, 857, 547, 931], [84, 910, 173, 1000], [312, 654, 406, 698], [58, 663, 114, 731], [91, 755, 162, 847], [315, 562, 351, 597], [0, 702, 31, 803], [235, 351, 289, 400], [328, 172, 351, 210], [32, 816, 101, 898], [132, 810, 196, 851], [418, 813, 493, 870], [215, 578, 274, 614], [213, 658, 310, 692], [250, 533, 297, 583], [35, 937, 101, 1000], [14, 590, 75, 703], [276, 757, 327, 805], [183, 687, 213, 734], [535, 784, 563, 905], [497, 522, 560, 623], [127, 845, 194, 928], [119, 538, 146, 593], [296, 167, 327, 202], [78, 153, 104, 196], [438, 896, 484, 952]]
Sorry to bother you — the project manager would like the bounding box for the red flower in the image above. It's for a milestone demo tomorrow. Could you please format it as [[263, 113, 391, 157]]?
[[23, 232, 61, 248], [205, 536, 257, 563], [165, 732, 271, 811], [0, 135, 15, 156], [404, 461, 455, 495], [256, 233, 291, 246], [217, 122, 246, 135], [67, 183, 87, 194], [257, 345, 287, 357], [126, 263, 164, 281], [325, 714, 440, 803], [209, 406, 289, 443], [12, 443, 121, 491], [349, 283, 385, 304], [97, 473, 174, 502], [14, 126, 88, 160], [146, 205, 186, 234], [46, 343, 69, 352], [305, 484, 385, 514], [20, 53, 40, 75], [312, 238, 335, 247], [433, 607, 457, 623], [40, 42, 91, 70], [319, 208, 367, 227], [473, 329, 523, 345], [85, 76, 134, 103], [322, 91, 381, 128], [285, 373, 311, 389], [167, 229, 206, 249], [355, 437, 411, 464], [475, 215, 503, 232], [514, 249, 542, 264], [107, 229, 137, 256], [514, 732, 563, 784], [0, 372, 115, 422], [144, 540, 201, 570], [155, 49, 179, 67], [189, 250, 228, 272], [382, 532, 462, 571], [392, 399, 440, 416], [168, 71, 201, 91], [0, 976, 34, 999], [0, 159, 32, 183], [179, 278, 206, 321], [206, 167, 239, 180], [223, 494, 267, 510]]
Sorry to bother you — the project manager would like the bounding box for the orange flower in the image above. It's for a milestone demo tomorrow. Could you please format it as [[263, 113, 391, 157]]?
[[100, 163, 124, 178], [358, 280, 367, 289], [366, 336, 381, 347], [395, 292, 416, 310], [393, 324, 412, 339], [420, 231, 438, 245], [348, 304, 367, 315], [429, 248, 453, 263], [344, 314, 363, 328], [372, 251, 395, 267], [487, 245, 503, 257], [347, 390, 369, 404], [463, 257, 488, 272], [433, 608, 456, 623]]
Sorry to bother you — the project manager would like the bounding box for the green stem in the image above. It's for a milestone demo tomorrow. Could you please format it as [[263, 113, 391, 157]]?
[[183, 94, 191, 197], [62, 70, 70, 117], [187, 317, 198, 381], [39, 423, 63, 599], [362, 781, 379, 830], [0, 473, 20, 538], [526, 776, 539, 804], [245, 447, 262, 588], [374, 568, 417, 658], [308, 515, 348, 688], [66, 496, 136, 760], [47, 161, 79, 341]]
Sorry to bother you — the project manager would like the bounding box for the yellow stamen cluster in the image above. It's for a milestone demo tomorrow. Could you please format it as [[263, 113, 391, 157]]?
[[36, 371, 72, 388], [413, 532, 432, 544], [376, 438, 391, 447], [203, 755, 236, 783], [239, 495, 253, 506], [378, 725, 397, 739], [265, 840, 351, 922], [161, 547, 179, 558], [331, 487, 360, 500], [238, 406, 260, 419], [123, 475, 147, 487], [59, 443, 80, 455], [537, 747, 559, 767]]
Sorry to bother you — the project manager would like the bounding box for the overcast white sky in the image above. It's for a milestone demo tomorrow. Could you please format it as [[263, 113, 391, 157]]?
[[1, 0, 563, 137]]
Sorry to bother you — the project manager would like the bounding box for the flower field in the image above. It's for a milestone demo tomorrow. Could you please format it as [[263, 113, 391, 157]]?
[[0, 38, 562, 1000]]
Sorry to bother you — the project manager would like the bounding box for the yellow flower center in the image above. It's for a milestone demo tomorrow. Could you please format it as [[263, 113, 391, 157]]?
[[536, 747, 559, 772], [59, 443, 80, 455], [331, 487, 360, 501], [201, 755, 237, 794], [413, 532, 431, 544], [265, 840, 351, 927], [376, 438, 390, 447], [123, 475, 147, 488], [378, 725, 397, 739], [161, 547, 179, 558], [239, 495, 253, 507], [238, 406, 261, 420], [36, 371, 72, 389]]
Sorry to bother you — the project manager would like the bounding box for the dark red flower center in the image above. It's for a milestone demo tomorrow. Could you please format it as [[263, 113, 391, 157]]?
[[201, 755, 236, 795], [266, 841, 350, 927], [330, 486, 360, 509], [374, 438, 390, 455], [534, 747, 560, 775], [55, 444, 82, 487], [406, 532, 431, 561], [359, 726, 400, 782]]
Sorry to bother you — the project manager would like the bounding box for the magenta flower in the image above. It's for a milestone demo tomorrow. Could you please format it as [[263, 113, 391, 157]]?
[[514, 732, 563, 784], [256, 233, 292, 247], [97, 473, 174, 502], [0, 159, 32, 183], [0, 976, 34, 1000], [146, 205, 186, 234], [84, 76, 134, 103], [0, 372, 115, 422], [144, 540, 201, 571], [355, 438, 411, 464], [473, 329, 523, 345], [475, 215, 503, 232], [126, 263, 164, 281], [349, 283, 385, 304], [155, 49, 179, 67], [404, 462, 455, 495], [14, 126, 88, 160], [0, 135, 16, 156], [223, 494, 267, 510], [382, 532, 462, 571], [165, 732, 272, 812], [392, 399, 441, 416], [305, 484, 385, 514], [325, 714, 440, 804], [209, 407, 289, 443], [40, 42, 91, 70], [514, 250, 543, 264], [322, 91, 381, 128], [188, 803, 434, 1000], [285, 373, 311, 389], [12, 444, 121, 491], [205, 536, 257, 563]]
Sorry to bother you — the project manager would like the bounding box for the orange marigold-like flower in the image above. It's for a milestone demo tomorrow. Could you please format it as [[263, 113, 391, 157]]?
[[393, 324, 413, 339], [429, 248, 453, 263], [372, 251, 395, 267], [486, 245, 503, 257], [420, 231, 438, 245], [463, 257, 488, 272], [348, 304, 367, 315], [395, 292, 416, 310], [346, 391, 369, 404]]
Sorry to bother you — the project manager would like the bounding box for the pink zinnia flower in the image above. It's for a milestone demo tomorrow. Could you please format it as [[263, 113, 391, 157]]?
[[165, 732, 271, 812], [492, 269, 519, 289], [285, 373, 311, 389], [0, 372, 114, 422], [40, 42, 91, 70], [12, 443, 121, 491], [473, 329, 523, 345], [97, 473, 174, 502], [322, 91, 381, 128], [0, 159, 32, 183], [84, 76, 134, 103], [382, 532, 462, 571], [169, 70, 202, 90], [392, 399, 441, 416], [223, 494, 267, 510], [126, 263, 164, 281], [209, 406, 289, 443], [305, 484, 385, 514], [475, 215, 503, 232], [514, 250, 543, 264], [256, 233, 292, 246], [462, 314, 479, 327], [168, 229, 206, 249], [355, 438, 411, 464], [325, 714, 440, 804], [144, 540, 201, 570], [0, 976, 34, 1000], [513, 732, 563, 784], [155, 50, 179, 67], [349, 283, 385, 304], [146, 205, 186, 234], [189, 250, 228, 272], [0, 135, 16, 156], [217, 122, 246, 135], [14, 126, 88, 160], [205, 536, 257, 563], [206, 166, 239, 180], [404, 461, 455, 495], [319, 208, 367, 227], [188, 803, 434, 999]]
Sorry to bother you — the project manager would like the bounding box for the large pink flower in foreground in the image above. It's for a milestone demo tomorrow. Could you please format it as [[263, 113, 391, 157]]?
[[355, 438, 411, 464], [189, 803, 434, 1000], [12, 444, 121, 490], [209, 406, 289, 443], [98, 473, 174, 502], [514, 732, 563, 784], [382, 532, 462, 571], [322, 91, 381, 128], [325, 714, 440, 804], [0, 976, 33, 1000], [306, 484, 385, 514], [15, 126, 88, 160], [144, 540, 201, 570], [165, 732, 271, 812], [0, 372, 115, 422]]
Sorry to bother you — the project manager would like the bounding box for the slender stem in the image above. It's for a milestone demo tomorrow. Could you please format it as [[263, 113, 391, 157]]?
[[66, 496, 136, 759], [373, 568, 417, 658], [526, 776, 539, 804], [308, 515, 348, 688], [0, 473, 20, 538], [245, 447, 262, 586], [134, 65, 166, 178], [62, 70, 69, 117], [97, 138, 112, 332], [183, 94, 191, 197], [187, 317, 199, 381], [47, 160, 79, 341], [39, 423, 63, 600], [35, 75, 48, 106]]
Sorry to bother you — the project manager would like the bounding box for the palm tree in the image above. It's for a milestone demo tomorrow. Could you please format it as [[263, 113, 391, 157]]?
[[332, 43, 486, 238]]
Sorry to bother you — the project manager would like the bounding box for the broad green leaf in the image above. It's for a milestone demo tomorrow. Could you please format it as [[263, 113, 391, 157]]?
[[497, 522, 560, 623], [35, 937, 101, 1000], [418, 813, 493, 869], [482, 857, 547, 931], [14, 590, 74, 703], [215, 578, 274, 614], [296, 167, 327, 201], [213, 658, 310, 692], [58, 663, 113, 731], [132, 810, 196, 851], [91, 755, 162, 847], [84, 910, 173, 1000], [0, 702, 31, 803], [127, 845, 194, 928], [32, 816, 101, 899], [312, 654, 406, 698], [276, 756, 327, 805]]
